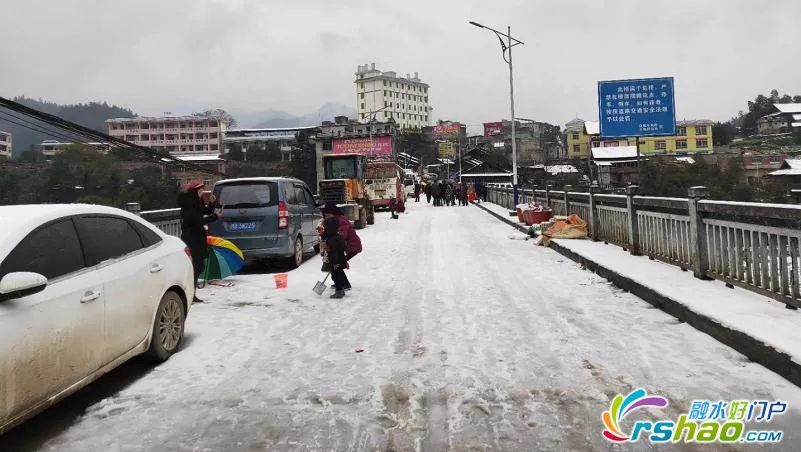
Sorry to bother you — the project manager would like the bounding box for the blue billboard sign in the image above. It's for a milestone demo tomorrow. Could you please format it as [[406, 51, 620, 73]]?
[[597, 77, 675, 138]]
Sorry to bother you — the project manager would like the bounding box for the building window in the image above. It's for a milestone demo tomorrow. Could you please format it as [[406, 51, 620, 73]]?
[[384, 90, 387, 96], [396, 103, 399, 108], [655, 140, 666, 150], [676, 140, 687, 149], [360, 93, 364, 99], [573, 144, 580, 152], [591, 141, 600, 148], [696, 139, 708, 148], [571, 133, 579, 140], [383, 80, 386, 86], [696, 126, 708, 135], [361, 103, 365, 109], [677, 126, 687, 136], [359, 83, 363, 89]]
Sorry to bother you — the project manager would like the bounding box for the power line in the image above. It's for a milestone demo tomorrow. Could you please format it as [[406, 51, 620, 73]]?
[[0, 110, 93, 145], [0, 96, 224, 176]]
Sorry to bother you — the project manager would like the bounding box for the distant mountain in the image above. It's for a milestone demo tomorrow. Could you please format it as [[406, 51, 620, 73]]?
[[1, 96, 136, 157], [234, 102, 356, 129]]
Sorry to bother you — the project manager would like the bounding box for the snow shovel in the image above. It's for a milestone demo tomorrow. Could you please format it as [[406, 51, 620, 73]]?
[[313, 273, 331, 295]]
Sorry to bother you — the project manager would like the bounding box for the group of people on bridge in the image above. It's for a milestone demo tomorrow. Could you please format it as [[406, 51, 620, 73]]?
[[420, 178, 486, 207]]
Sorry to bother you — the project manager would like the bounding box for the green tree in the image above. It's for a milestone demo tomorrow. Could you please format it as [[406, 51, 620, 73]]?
[[712, 122, 736, 146], [228, 143, 244, 161], [18, 150, 45, 163]]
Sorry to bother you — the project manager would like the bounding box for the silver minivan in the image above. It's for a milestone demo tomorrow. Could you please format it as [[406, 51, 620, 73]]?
[[208, 177, 322, 268]]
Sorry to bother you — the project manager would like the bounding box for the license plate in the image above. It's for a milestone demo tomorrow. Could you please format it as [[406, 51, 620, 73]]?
[[229, 222, 257, 232]]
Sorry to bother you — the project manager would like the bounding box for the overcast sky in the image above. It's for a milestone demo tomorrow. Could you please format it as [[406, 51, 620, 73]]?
[[2, 0, 800, 130]]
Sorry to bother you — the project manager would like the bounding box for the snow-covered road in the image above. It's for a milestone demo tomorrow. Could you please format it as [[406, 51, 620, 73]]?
[[4, 201, 801, 451]]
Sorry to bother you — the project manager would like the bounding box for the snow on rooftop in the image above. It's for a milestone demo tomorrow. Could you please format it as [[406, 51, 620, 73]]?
[[773, 103, 801, 114], [584, 121, 600, 135], [592, 145, 638, 160]]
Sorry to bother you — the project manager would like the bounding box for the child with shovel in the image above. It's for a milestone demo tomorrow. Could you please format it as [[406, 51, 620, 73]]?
[[321, 216, 348, 299]]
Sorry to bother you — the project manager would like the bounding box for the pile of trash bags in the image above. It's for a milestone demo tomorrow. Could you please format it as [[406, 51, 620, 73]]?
[[542, 214, 588, 239]]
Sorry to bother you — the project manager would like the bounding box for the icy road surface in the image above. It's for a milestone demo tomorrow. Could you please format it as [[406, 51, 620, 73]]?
[[3, 201, 801, 451]]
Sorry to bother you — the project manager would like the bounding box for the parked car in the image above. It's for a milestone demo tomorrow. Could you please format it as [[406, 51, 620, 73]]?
[[208, 177, 322, 268], [403, 177, 416, 198], [0, 204, 195, 434]]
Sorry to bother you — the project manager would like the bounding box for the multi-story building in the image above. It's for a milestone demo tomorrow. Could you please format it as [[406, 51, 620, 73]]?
[[566, 119, 714, 159], [355, 63, 431, 131], [39, 140, 112, 160], [757, 103, 801, 135], [742, 150, 787, 184], [223, 126, 317, 161], [0, 131, 11, 158], [565, 118, 589, 159], [106, 115, 227, 156]]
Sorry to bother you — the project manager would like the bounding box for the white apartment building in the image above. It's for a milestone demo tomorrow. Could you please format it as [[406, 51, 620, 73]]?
[[0, 131, 11, 158], [355, 63, 431, 131], [106, 115, 226, 156], [39, 140, 111, 160]]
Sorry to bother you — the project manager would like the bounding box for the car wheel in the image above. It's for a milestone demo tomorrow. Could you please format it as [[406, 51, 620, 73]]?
[[288, 236, 303, 269], [147, 290, 186, 362]]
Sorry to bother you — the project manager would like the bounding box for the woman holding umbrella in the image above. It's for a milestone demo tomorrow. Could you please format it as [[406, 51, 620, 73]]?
[[178, 180, 222, 303]]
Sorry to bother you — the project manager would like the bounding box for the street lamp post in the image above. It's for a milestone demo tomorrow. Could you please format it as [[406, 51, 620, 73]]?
[[470, 20, 524, 206]]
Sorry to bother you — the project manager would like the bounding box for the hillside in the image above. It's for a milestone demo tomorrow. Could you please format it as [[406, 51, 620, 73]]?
[[234, 102, 355, 129], [0, 96, 136, 157]]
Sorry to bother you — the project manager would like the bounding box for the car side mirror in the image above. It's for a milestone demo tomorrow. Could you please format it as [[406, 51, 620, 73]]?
[[0, 272, 48, 302]]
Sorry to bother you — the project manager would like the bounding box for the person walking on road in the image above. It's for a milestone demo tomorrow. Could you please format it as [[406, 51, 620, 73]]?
[[321, 216, 348, 299], [424, 181, 432, 204], [460, 180, 469, 206], [320, 202, 361, 289], [413, 180, 421, 202], [431, 180, 442, 206], [475, 179, 486, 204], [178, 180, 221, 303], [444, 181, 455, 206]]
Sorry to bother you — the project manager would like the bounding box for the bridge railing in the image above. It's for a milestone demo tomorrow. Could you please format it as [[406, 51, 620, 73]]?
[[138, 207, 183, 237], [485, 185, 801, 309]]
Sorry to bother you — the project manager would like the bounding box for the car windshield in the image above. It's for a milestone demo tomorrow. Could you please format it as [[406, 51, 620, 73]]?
[[215, 182, 277, 208], [325, 158, 357, 179]]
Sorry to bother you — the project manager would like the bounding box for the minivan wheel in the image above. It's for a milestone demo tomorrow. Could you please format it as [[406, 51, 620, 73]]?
[[147, 291, 186, 362], [288, 236, 303, 269]]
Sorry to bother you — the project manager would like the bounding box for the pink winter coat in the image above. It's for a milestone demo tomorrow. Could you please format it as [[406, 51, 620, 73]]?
[[338, 215, 362, 255]]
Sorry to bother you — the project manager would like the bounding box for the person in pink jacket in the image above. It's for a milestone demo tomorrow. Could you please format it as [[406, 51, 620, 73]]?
[[319, 203, 362, 290]]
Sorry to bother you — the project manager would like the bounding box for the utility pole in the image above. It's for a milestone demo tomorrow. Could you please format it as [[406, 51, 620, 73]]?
[[470, 20, 524, 206]]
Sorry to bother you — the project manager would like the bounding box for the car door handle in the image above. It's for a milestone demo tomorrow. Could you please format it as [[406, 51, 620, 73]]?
[[150, 264, 164, 273], [80, 290, 102, 303]]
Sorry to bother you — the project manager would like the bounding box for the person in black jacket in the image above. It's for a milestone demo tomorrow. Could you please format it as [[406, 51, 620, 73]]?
[[321, 216, 348, 299], [178, 180, 221, 303]]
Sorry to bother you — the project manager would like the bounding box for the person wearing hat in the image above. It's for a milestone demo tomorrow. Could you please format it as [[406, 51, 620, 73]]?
[[178, 180, 222, 302], [318, 202, 361, 290]]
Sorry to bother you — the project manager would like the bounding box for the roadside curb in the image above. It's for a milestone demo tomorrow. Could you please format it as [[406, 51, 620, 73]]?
[[473, 201, 801, 389]]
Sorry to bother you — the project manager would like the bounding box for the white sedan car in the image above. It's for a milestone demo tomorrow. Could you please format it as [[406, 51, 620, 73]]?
[[0, 204, 195, 434]]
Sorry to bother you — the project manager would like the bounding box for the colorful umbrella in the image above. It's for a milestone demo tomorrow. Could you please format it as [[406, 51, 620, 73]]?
[[202, 236, 245, 283]]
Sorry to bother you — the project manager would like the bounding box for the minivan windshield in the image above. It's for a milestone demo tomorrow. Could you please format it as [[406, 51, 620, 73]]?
[[215, 182, 277, 209]]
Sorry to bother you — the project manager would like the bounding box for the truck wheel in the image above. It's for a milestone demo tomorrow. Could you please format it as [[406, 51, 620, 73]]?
[[355, 207, 367, 229], [367, 206, 375, 225]]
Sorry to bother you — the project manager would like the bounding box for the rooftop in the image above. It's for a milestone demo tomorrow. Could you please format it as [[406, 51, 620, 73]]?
[[106, 115, 223, 123], [773, 103, 801, 114], [676, 119, 714, 126], [592, 145, 638, 160], [584, 121, 600, 135]]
